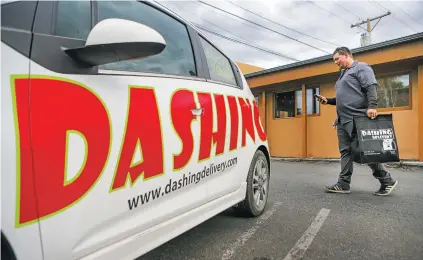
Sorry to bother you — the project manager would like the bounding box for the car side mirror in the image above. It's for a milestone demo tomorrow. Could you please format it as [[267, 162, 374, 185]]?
[[63, 18, 166, 67]]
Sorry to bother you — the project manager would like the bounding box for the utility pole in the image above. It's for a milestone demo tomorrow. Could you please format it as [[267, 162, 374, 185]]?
[[351, 12, 391, 46]]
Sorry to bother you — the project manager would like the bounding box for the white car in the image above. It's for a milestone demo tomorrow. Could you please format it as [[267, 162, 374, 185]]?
[[1, 1, 271, 259]]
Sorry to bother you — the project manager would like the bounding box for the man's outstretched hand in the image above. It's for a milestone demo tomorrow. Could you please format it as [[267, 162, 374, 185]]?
[[315, 95, 328, 104], [367, 108, 378, 119]]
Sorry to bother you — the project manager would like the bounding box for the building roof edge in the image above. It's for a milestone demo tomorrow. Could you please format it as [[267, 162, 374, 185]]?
[[245, 32, 423, 79]]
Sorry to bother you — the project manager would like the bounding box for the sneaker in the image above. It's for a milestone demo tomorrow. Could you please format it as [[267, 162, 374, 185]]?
[[374, 180, 398, 196], [324, 184, 351, 194]]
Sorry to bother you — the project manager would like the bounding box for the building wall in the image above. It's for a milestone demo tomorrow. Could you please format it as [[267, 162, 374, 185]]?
[[265, 90, 304, 157], [257, 92, 266, 131], [236, 62, 264, 74], [306, 82, 338, 158], [306, 69, 419, 160], [247, 39, 423, 161], [261, 68, 420, 160]]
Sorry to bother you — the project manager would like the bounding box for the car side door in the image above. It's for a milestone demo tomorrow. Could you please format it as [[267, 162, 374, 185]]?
[[194, 34, 262, 202], [1, 2, 44, 260], [20, 1, 210, 259]]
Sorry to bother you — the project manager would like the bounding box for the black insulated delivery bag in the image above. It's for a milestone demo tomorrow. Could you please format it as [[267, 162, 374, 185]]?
[[351, 114, 400, 164]]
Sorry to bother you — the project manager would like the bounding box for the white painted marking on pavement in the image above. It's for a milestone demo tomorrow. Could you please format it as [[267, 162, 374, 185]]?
[[221, 202, 282, 260], [283, 208, 330, 260]]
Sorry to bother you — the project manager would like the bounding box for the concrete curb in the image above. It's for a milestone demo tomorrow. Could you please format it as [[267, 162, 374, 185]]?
[[271, 157, 423, 168]]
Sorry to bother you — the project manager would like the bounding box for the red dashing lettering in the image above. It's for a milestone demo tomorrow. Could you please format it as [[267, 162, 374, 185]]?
[[13, 78, 37, 226], [212, 94, 227, 155], [197, 93, 226, 161], [171, 89, 196, 171], [111, 87, 164, 191], [253, 100, 267, 141], [197, 92, 213, 161], [13, 76, 266, 226], [14, 78, 110, 226], [227, 96, 239, 151], [238, 98, 255, 147]]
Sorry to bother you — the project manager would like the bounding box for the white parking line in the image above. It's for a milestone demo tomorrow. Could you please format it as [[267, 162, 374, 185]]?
[[283, 208, 331, 260], [221, 202, 282, 260]]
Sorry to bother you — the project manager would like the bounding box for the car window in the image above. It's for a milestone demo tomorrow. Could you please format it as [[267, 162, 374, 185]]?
[[54, 0, 91, 40], [199, 36, 237, 86], [97, 1, 197, 77]]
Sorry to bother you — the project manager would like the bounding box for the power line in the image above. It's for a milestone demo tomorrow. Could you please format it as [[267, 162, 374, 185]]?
[[183, 0, 296, 48], [191, 1, 270, 34], [196, 0, 331, 54], [195, 25, 299, 61], [167, 2, 256, 46], [226, 0, 340, 47], [387, 0, 423, 27], [159, 2, 298, 61], [306, 0, 367, 31], [368, 0, 418, 33], [332, 0, 365, 21]]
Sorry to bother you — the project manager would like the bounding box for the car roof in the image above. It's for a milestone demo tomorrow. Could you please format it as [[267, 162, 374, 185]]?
[[1, 0, 21, 5]]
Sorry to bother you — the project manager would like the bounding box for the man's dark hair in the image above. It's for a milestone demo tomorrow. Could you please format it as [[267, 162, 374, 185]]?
[[333, 46, 352, 57]]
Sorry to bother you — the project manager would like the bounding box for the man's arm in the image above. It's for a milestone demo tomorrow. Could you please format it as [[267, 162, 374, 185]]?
[[357, 63, 379, 118], [326, 98, 336, 105], [315, 95, 335, 105], [365, 84, 378, 109], [357, 64, 378, 109]]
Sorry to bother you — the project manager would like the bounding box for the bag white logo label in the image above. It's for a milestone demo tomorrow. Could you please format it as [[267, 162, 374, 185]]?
[[361, 128, 394, 141], [382, 139, 396, 151]]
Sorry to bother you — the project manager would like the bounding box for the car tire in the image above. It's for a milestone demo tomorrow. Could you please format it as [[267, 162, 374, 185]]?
[[233, 150, 269, 217], [1, 233, 16, 260]]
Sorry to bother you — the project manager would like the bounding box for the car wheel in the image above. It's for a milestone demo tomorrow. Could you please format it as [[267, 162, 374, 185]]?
[[233, 150, 269, 217], [1, 233, 16, 260]]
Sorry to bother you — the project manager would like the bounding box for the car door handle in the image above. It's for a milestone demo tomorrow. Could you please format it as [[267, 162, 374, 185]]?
[[191, 107, 204, 116]]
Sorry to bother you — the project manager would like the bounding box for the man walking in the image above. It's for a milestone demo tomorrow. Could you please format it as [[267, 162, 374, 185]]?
[[316, 46, 398, 196]]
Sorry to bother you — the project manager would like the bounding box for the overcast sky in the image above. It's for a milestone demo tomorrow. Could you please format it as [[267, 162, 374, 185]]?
[[158, 0, 423, 69]]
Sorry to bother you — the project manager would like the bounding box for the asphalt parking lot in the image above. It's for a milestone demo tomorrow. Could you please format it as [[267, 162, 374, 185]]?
[[138, 160, 423, 260]]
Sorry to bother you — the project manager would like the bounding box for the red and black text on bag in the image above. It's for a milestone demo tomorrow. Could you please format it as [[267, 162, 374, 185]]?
[[352, 114, 400, 164]]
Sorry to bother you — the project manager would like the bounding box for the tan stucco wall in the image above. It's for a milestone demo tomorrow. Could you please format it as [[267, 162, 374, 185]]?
[[236, 62, 264, 75], [248, 39, 423, 161], [305, 69, 419, 160]]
